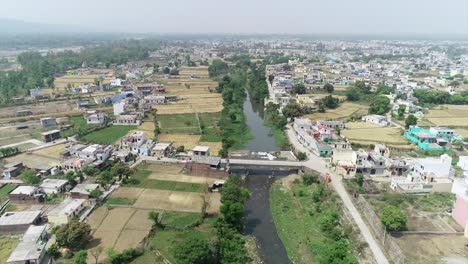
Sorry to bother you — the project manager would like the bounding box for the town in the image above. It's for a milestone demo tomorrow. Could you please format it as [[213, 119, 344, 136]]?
[[0, 6, 467, 264]]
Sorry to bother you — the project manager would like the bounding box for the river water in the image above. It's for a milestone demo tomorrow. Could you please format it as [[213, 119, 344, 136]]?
[[241, 93, 291, 264]]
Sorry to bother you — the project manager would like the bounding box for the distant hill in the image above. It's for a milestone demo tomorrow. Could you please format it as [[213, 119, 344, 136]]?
[[0, 18, 86, 34]]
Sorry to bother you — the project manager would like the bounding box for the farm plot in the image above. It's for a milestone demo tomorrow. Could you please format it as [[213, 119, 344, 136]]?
[[342, 122, 409, 149], [305, 102, 369, 122], [133, 188, 210, 213], [158, 113, 200, 134], [158, 134, 201, 150], [87, 207, 153, 261], [425, 105, 468, 127], [82, 125, 138, 145], [0, 236, 19, 264], [5, 143, 68, 169], [146, 163, 216, 184], [0, 100, 77, 119]]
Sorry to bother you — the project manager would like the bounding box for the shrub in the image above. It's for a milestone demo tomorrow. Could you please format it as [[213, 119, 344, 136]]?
[[381, 205, 407, 231]]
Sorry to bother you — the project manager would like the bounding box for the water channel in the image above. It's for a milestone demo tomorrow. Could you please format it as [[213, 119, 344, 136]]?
[[241, 92, 292, 264]]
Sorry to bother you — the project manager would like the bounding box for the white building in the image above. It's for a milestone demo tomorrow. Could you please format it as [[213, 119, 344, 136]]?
[[40, 179, 68, 194], [361, 115, 388, 126], [111, 78, 123, 86], [85, 112, 108, 125], [47, 198, 88, 225], [113, 100, 128, 116], [7, 225, 47, 264]]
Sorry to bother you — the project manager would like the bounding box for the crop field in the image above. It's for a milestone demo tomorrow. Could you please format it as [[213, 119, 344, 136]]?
[[0, 237, 18, 264], [87, 207, 153, 261], [154, 67, 222, 114], [423, 105, 468, 127], [158, 134, 201, 150], [32, 143, 69, 159], [5, 143, 68, 169], [158, 113, 200, 134], [146, 163, 217, 184], [136, 121, 155, 139], [54, 75, 113, 91], [0, 123, 45, 146], [342, 122, 409, 148], [305, 102, 369, 122], [0, 100, 77, 119], [82, 125, 138, 145]]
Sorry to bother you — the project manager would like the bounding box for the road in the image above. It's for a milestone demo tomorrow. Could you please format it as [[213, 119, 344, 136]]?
[[286, 125, 389, 264], [386, 104, 404, 129]]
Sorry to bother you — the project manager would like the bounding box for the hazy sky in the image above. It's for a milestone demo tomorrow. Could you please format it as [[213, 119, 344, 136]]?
[[1, 0, 467, 35]]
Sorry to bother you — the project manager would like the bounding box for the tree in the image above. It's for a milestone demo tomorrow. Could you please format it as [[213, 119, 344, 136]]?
[[397, 104, 406, 120], [368, 96, 390, 115], [173, 237, 214, 264], [19, 169, 40, 184], [323, 83, 334, 93], [74, 250, 87, 264], [345, 86, 361, 101], [297, 152, 307, 161], [89, 188, 103, 198], [208, 59, 229, 77], [381, 205, 407, 231], [449, 80, 460, 87], [148, 211, 160, 226], [282, 101, 304, 119], [376, 84, 395, 95], [176, 145, 185, 153], [89, 247, 103, 264], [322, 95, 339, 109], [355, 173, 364, 187], [47, 244, 61, 260], [292, 83, 306, 95], [268, 74, 275, 84], [107, 248, 141, 264], [303, 173, 319, 185], [405, 114, 418, 128], [55, 221, 91, 251], [111, 162, 132, 180]]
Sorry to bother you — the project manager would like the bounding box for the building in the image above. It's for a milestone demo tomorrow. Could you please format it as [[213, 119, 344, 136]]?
[[331, 149, 357, 176], [70, 183, 100, 199], [151, 142, 173, 158], [361, 115, 388, 126], [111, 78, 123, 86], [65, 144, 112, 161], [451, 156, 468, 227], [144, 95, 166, 104], [39, 179, 68, 194], [391, 154, 454, 193], [113, 115, 142, 126], [47, 198, 88, 225], [62, 158, 94, 171], [40, 130, 61, 143], [3, 162, 24, 179], [7, 225, 47, 264], [113, 100, 128, 116], [0, 210, 42, 235], [9, 186, 44, 204], [404, 126, 447, 151], [85, 112, 108, 125], [192, 146, 210, 157], [29, 88, 42, 99], [355, 150, 386, 176], [316, 120, 346, 130], [39, 117, 57, 128], [138, 140, 156, 156], [429, 127, 456, 142], [293, 118, 313, 131], [185, 156, 227, 178]]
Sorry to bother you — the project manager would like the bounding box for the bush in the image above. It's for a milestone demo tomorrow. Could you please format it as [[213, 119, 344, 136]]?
[[55, 221, 91, 251], [296, 152, 307, 161], [303, 173, 319, 185], [173, 237, 214, 264], [381, 205, 407, 231]]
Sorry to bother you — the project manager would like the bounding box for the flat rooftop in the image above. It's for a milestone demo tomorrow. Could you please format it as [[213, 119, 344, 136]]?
[[0, 210, 42, 226]]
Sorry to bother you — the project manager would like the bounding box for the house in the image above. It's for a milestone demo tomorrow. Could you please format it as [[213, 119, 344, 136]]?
[[40, 129, 61, 143], [391, 154, 454, 193], [76, 100, 89, 109], [120, 131, 145, 153], [355, 149, 386, 176], [316, 120, 346, 130], [151, 142, 173, 158], [404, 126, 447, 151], [451, 156, 468, 226], [29, 88, 42, 99], [111, 78, 123, 86], [144, 95, 166, 104], [138, 140, 156, 156], [9, 186, 44, 204], [65, 144, 112, 161], [39, 117, 57, 128], [186, 156, 227, 178], [62, 158, 94, 171], [361, 115, 388, 126], [293, 118, 313, 131], [6, 225, 47, 264], [429, 127, 456, 142], [70, 183, 100, 199], [113, 100, 128, 115], [331, 149, 357, 176], [0, 210, 42, 235], [3, 162, 24, 179], [192, 146, 210, 157], [374, 144, 390, 158], [85, 111, 108, 125], [39, 179, 68, 194], [113, 115, 142, 126], [47, 198, 88, 225]]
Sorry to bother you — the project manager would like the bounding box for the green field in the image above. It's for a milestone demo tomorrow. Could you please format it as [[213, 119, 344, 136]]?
[[131, 217, 218, 264], [105, 197, 135, 206], [199, 112, 222, 142], [270, 178, 358, 264], [158, 113, 200, 134], [82, 125, 137, 144], [0, 184, 16, 204], [125, 165, 205, 193], [161, 212, 203, 228], [0, 237, 18, 263]]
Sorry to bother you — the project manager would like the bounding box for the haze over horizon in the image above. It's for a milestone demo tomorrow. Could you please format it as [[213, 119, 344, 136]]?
[[0, 0, 467, 36]]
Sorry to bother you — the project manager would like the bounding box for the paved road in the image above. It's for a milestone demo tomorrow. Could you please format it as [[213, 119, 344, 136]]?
[[286, 125, 389, 264], [222, 158, 303, 167]]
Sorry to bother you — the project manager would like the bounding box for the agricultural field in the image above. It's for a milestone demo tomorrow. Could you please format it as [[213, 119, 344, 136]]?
[[154, 67, 222, 114], [0, 100, 78, 119], [0, 184, 16, 204], [342, 122, 410, 149], [305, 102, 369, 122], [158, 134, 201, 150], [0, 121, 50, 147], [87, 207, 153, 262], [158, 113, 200, 134], [5, 143, 68, 169], [81, 125, 138, 145], [422, 105, 468, 128], [54, 74, 113, 91], [146, 163, 215, 184], [0, 236, 19, 264]]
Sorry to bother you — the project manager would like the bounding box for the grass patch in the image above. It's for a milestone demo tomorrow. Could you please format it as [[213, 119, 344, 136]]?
[[0, 236, 19, 263], [0, 184, 16, 203], [125, 165, 205, 193], [264, 120, 289, 149], [105, 197, 135, 206], [161, 212, 203, 228], [131, 217, 218, 264], [159, 113, 200, 134], [44, 194, 65, 204], [81, 125, 137, 144]]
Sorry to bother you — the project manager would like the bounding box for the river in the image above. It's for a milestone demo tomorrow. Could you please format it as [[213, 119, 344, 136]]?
[[241, 92, 292, 264]]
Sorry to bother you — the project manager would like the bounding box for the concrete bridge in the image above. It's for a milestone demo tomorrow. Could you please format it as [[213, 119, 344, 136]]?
[[221, 158, 305, 173]]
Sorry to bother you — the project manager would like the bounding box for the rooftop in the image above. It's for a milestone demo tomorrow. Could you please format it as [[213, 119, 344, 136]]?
[[10, 186, 37, 195], [193, 146, 210, 152], [70, 183, 99, 195], [48, 198, 87, 217], [40, 179, 68, 189], [0, 210, 42, 226], [7, 225, 46, 263]]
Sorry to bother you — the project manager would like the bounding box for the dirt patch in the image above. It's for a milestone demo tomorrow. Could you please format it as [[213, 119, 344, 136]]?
[[133, 189, 206, 213], [158, 134, 201, 150], [146, 163, 215, 184], [111, 187, 145, 200]]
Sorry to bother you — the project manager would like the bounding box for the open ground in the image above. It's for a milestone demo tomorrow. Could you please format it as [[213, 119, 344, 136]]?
[[342, 122, 411, 149], [422, 105, 468, 128], [305, 102, 369, 122], [5, 143, 68, 169]]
